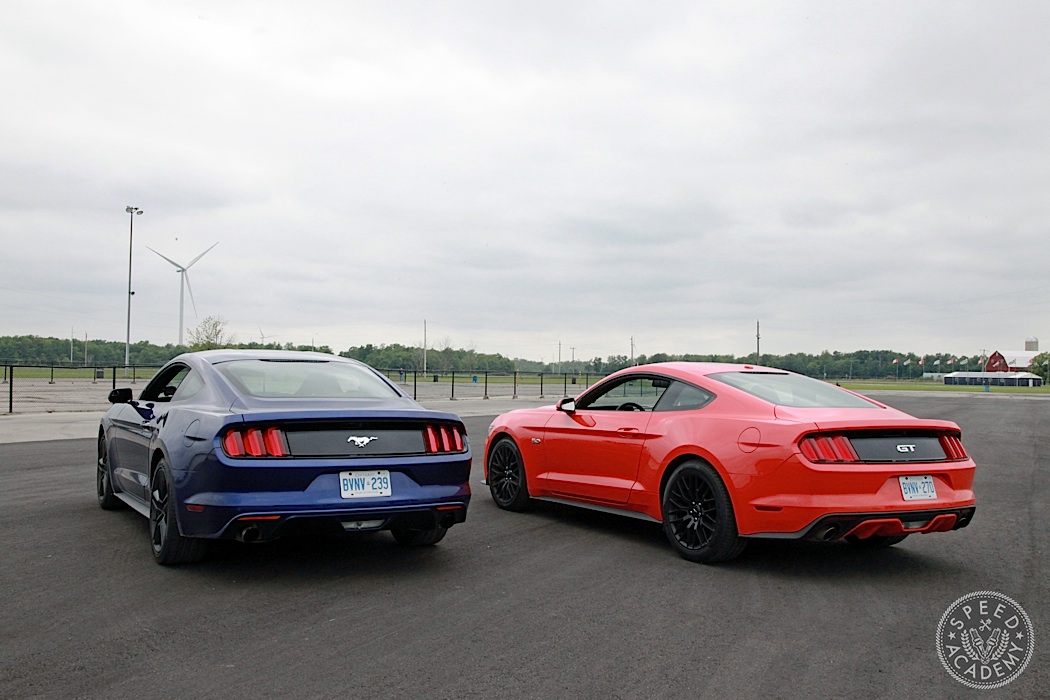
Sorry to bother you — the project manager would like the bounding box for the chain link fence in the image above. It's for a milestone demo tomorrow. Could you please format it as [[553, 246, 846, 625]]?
[[2, 365, 163, 414], [3, 364, 607, 414]]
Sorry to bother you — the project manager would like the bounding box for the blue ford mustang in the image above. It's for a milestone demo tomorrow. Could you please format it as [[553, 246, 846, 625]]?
[[97, 350, 471, 564]]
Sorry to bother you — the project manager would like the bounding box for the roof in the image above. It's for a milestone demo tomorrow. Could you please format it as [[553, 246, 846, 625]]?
[[998, 350, 1040, 367], [181, 349, 349, 364], [944, 371, 1041, 379]]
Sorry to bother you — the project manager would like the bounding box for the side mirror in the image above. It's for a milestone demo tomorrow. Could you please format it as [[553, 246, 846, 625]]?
[[557, 397, 576, 413], [108, 388, 133, 404]]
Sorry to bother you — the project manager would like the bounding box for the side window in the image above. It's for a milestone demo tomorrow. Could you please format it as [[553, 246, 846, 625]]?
[[579, 376, 670, 411], [141, 365, 192, 402], [171, 370, 204, 402], [654, 381, 715, 412]]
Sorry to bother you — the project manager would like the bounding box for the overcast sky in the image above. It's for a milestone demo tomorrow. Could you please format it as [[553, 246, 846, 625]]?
[[2, 1, 1048, 363]]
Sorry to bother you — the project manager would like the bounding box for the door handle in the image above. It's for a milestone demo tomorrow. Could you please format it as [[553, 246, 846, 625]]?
[[616, 427, 640, 435]]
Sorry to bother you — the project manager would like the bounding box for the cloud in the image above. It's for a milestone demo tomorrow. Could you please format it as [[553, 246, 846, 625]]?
[[2, 1, 1049, 362]]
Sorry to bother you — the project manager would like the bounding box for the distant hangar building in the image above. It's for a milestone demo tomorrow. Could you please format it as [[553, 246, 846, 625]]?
[[942, 338, 1044, 387]]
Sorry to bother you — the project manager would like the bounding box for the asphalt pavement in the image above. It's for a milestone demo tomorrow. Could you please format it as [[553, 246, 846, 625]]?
[[1, 393, 1046, 698]]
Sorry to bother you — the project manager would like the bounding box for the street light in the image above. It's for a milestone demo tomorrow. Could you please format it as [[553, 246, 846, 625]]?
[[125, 206, 143, 373]]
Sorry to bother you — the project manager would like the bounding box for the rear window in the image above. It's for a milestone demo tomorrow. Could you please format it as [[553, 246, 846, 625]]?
[[709, 371, 878, 408], [215, 359, 399, 399]]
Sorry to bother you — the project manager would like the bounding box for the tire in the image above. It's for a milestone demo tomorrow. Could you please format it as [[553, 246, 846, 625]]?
[[846, 534, 909, 548], [661, 460, 747, 564], [96, 431, 122, 511], [149, 460, 207, 565], [391, 527, 447, 547], [486, 437, 532, 512]]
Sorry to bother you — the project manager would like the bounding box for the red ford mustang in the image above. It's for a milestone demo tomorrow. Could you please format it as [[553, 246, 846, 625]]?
[[483, 363, 976, 563]]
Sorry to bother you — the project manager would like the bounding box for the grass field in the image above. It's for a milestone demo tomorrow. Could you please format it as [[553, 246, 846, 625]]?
[[5, 366, 1045, 395], [2, 366, 161, 381]]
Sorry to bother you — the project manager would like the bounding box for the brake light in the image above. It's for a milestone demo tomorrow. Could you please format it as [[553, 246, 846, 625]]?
[[940, 434, 968, 460], [423, 424, 465, 453], [222, 426, 290, 457], [799, 435, 860, 463]]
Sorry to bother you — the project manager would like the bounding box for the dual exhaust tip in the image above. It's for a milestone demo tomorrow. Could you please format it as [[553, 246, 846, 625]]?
[[237, 525, 261, 543], [813, 525, 840, 542]]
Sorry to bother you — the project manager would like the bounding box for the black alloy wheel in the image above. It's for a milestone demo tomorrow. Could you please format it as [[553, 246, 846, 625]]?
[[96, 431, 121, 510], [487, 437, 531, 511], [149, 460, 207, 565], [662, 460, 747, 564]]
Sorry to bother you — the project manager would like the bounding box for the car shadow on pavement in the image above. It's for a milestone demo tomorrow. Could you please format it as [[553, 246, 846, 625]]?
[[201, 534, 463, 578], [488, 498, 969, 579], [729, 538, 969, 580], [110, 512, 466, 582]]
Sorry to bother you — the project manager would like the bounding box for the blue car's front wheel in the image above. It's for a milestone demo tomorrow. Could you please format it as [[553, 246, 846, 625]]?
[[96, 431, 121, 511]]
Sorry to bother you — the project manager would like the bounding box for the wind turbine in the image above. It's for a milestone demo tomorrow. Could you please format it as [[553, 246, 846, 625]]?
[[147, 242, 219, 346]]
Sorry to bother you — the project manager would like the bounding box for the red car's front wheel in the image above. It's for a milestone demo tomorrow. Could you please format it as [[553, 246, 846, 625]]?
[[487, 437, 531, 512]]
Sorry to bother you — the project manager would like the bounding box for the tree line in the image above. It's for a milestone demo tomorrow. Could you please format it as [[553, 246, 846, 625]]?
[[5, 332, 1045, 381]]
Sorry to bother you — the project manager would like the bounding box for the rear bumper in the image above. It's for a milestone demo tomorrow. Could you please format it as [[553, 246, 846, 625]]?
[[172, 455, 472, 539], [215, 501, 470, 542], [749, 505, 976, 541], [180, 497, 470, 540], [176, 478, 471, 539]]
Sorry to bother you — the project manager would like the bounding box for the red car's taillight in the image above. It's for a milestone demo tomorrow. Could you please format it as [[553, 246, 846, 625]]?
[[799, 435, 860, 463], [940, 434, 968, 460], [423, 424, 465, 453], [800, 432, 970, 463], [222, 426, 290, 457]]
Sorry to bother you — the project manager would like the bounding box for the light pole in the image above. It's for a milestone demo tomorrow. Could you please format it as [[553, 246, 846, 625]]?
[[125, 206, 143, 373]]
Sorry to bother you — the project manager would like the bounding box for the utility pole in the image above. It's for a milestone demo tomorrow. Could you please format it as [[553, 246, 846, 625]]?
[[124, 206, 143, 375], [423, 320, 427, 375], [557, 340, 561, 373], [755, 320, 761, 363], [630, 336, 635, 365], [570, 346, 575, 371]]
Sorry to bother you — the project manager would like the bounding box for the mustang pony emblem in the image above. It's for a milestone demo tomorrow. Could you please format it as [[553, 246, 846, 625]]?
[[347, 435, 379, 448]]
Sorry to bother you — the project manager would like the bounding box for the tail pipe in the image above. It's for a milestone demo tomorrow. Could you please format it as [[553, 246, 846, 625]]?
[[237, 525, 261, 543]]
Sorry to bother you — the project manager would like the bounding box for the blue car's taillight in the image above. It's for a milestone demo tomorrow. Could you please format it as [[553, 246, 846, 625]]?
[[222, 426, 290, 458], [423, 424, 464, 453]]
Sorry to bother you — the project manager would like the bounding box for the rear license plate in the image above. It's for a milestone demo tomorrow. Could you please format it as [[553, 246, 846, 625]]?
[[899, 474, 937, 501], [339, 470, 392, 499]]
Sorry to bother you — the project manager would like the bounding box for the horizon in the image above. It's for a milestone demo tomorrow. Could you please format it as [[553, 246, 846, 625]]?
[[1, 330, 1031, 367]]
